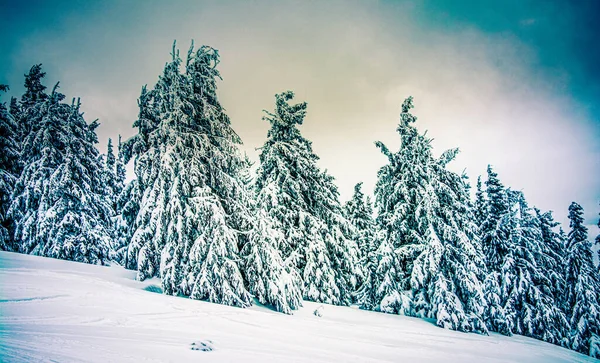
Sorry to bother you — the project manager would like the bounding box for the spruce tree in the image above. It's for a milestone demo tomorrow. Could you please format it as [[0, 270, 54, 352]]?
[[482, 271, 511, 335], [356, 229, 381, 310], [344, 182, 375, 261], [474, 176, 487, 227], [374, 231, 409, 314], [242, 156, 303, 314], [112, 132, 139, 269], [595, 203, 600, 273], [119, 85, 154, 270], [103, 138, 118, 205], [345, 182, 378, 309], [111, 135, 131, 266], [505, 191, 568, 345], [242, 208, 303, 314], [565, 202, 600, 358], [18, 65, 48, 139], [480, 167, 568, 344], [113, 179, 140, 268], [480, 166, 511, 272], [9, 97, 21, 125], [0, 85, 20, 251], [255, 91, 359, 305], [9, 82, 112, 264], [127, 42, 252, 307], [374, 97, 487, 333], [535, 208, 568, 311], [102, 137, 129, 263], [115, 135, 126, 197], [301, 215, 340, 304]]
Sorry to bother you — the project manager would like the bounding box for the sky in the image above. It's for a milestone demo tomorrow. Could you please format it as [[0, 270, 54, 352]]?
[[1, 0, 599, 237]]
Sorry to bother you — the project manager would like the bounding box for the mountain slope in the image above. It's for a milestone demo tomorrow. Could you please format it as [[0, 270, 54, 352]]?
[[0, 252, 594, 363]]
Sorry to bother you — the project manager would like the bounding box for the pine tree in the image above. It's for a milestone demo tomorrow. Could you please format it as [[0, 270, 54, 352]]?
[[9, 97, 21, 124], [595, 203, 600, 273], [535, 208, 568, 311], [101, 137, 127, 262], [103, 138, 118, 204], [300, 215, 340, 304], [0, 85, 20, 251], [506, 191, 568, 345], [18, 65, 48, 139], [374, 97, 487, 333], [344, 182, 375, 261], [480, 166, 511, 272], [355, 229, 381, 310], [241, 157, 303, 314], [127, 42, 252, 307], [9, 82, 113, 264], [242, 208, 303, 314], [118, 85, 154, 270], [482, 271, 511, 335], [374, 231, 410, 314], [474, 176, 487, 227], [345, 182, 378, 309], [565, 202, 600, 358], [113, 179, 139, 268], [111, 135, 131, 266], [115, 135, 126, 197], [480, 167, 569, 343], [254, 91, 359, 305]]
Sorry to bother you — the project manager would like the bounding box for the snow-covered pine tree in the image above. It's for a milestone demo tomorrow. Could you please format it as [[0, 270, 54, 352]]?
[[255, 91, 359, 305], [374, 231, 410, 314], [345, 182, 378, 309], [113, 178, 140, 268], [99, 137, 122, 262], [480, 166, 511, 272], [595, 203, 600, 267], [4, 66, 50, 253], [374, 97, 487, 333], [474, 176, 487, 228], [344, 182, 375, 262], [9, 97, 21, 126], [9, 82, 113, 264], [102, 138, 118, 206], [506, 191, 568, 345], [356, 228, 382, 310], [478, 166, 518, 336], [118, 85, 155, 270], [127, 42, 252, 307], [241, 156, 303, 314], [2, 66, 50, 252], [18, 65, 48, 139], [301, 214, 341, 304], [535, 208, 568, 312], [482, 271, 511, 335], [0, 84, 20, 251], [480, 167, 568, 343], [565, 202, 600, 358], [115, 135, 126, 197], [319, 171, 361, 305], [110, 135, 132, 266], [242, 207, 303, 314]]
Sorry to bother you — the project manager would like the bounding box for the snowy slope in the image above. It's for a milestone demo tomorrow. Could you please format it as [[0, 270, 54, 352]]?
[[0, 252, 595, 363]]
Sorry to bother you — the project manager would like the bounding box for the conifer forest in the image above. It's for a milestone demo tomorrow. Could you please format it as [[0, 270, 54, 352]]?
[[1, 42, 599, 360]]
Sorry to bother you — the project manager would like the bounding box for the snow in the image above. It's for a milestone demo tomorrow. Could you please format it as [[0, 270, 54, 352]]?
[[0, 251, 594, 363]]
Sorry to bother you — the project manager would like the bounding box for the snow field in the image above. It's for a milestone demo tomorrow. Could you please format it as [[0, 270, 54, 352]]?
[[0, 252, 595, 363]]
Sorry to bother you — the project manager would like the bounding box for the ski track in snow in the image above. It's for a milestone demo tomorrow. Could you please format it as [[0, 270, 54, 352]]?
[[0, 295, 69, 303], [0, 251, 596, 363]]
